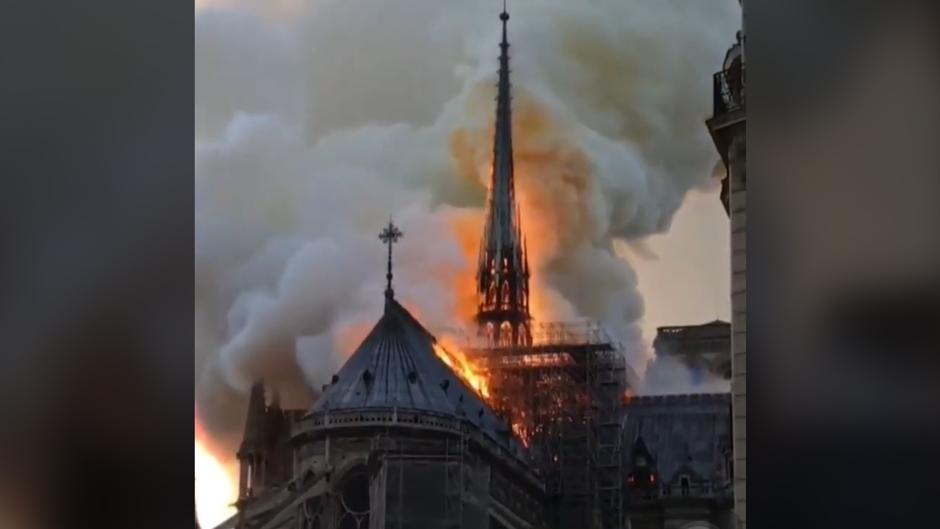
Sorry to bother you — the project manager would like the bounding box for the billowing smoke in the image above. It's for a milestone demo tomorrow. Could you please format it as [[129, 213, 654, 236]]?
[[195, 0, 739, 449], [639, 355, 731, 395]]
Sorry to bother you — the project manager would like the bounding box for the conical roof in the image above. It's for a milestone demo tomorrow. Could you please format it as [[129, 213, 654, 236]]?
[[310, 297, 517, 448]]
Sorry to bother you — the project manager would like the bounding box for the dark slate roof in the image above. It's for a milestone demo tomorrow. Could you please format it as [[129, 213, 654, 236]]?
[[310, 297, 523, 450], [623, 394, 732, 484]]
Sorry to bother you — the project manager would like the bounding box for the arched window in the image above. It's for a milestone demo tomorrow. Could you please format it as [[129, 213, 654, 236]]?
[[680, 475, 691, 496], [300, 498, 324, 529], [337, 466, 370, 529], [499, 321, 513, 346], [486, 322, 496, 343], [500, 281, 511, 308], [486, 284, 497, 308]]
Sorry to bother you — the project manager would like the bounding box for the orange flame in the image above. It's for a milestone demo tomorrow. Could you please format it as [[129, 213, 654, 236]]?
[[449, 85, 593, 323], [623, 387, 635, 404], [433, 340, 490, 400], [195, 411, 237, 529], [512, 422, 531, 447], [446, 208, 487, 322]]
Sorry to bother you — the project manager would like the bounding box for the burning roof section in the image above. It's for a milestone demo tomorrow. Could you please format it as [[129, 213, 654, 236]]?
[[309, 296, 528, 457]]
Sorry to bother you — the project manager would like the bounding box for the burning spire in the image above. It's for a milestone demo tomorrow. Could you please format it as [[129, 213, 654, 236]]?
[[477, 2, 531, 347]]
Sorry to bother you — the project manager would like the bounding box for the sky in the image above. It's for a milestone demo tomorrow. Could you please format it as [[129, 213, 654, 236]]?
[[625, 186, 731, 344]]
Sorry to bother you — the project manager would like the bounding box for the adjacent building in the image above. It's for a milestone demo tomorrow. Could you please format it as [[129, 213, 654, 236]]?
[[652, 321, 731, 381], [705, 3, 746, 525], [622, 394, 735, 529]]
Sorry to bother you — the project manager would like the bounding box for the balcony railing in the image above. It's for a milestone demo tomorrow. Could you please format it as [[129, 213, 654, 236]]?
[[713, 64, 745, 116]]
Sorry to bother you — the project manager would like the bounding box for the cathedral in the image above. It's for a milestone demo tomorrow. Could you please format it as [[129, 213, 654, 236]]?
[[208, 6, 738, 529], [228, 273, 545, 529]]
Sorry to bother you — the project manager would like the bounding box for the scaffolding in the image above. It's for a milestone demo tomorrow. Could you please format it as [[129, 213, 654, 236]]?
[[462, 321, 629, 529]]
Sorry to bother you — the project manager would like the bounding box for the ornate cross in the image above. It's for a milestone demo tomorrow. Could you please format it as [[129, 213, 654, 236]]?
[[378, 218, 403, 299]]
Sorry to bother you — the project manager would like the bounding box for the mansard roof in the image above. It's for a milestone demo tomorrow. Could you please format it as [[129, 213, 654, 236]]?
[[624, 393, 732, 485], [309, 297, 524, 450]]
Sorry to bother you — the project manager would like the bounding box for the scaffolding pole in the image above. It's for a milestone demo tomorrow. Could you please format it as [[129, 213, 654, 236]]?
[[465, 319, 629, 529]]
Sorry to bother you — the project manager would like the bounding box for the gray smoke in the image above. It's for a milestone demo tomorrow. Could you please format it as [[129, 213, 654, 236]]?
[[195, 0, 739, 446], [639, 355, 731, 396]]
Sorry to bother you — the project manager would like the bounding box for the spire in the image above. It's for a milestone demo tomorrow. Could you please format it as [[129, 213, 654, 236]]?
[[476, 3, 531, 346], [378, 218, 403, 300], [240, 381, 267, 451], [490, 0, 515, 250]]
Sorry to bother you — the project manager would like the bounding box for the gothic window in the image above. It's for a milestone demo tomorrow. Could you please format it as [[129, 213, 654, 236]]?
[[244, 458, 259, 497], [499, 322, 513, 346], [500, 281, 511, 308], [300, 498, 324, 529], [486, 284, 497, 308], [337, 466, 370, 529], [486, 322, 496, 343], [244, 463, 252, 495]]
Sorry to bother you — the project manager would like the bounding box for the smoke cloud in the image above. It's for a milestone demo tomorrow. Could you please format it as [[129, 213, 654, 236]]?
[[639, 355, 731, 396], [195, 0, 740, 447]]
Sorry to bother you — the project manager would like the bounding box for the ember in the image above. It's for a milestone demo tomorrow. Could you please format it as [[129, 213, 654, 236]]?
[[433, 341, 491, 399], [623, 387, 635, 404]]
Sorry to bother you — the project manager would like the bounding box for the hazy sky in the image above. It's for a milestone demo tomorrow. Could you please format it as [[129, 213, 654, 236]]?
[[621, 186, 731, 348]]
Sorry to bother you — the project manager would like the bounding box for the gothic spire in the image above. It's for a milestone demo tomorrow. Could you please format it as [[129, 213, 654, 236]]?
[[476, 3, 531, 347], [240, 381, 267, 452], [489, 1, 516, 252]]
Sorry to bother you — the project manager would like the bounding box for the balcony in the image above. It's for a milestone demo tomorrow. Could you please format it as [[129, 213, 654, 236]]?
[[712, 64, 745, 117], [707, 63, 746, 172]]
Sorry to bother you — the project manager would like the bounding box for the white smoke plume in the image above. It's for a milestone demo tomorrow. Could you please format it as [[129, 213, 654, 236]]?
[[639, 355, 731, 396], [195, 0, 740, 444]]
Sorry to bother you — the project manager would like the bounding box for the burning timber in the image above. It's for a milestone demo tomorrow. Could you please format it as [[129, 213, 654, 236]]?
[[461, 322, 633, 529]]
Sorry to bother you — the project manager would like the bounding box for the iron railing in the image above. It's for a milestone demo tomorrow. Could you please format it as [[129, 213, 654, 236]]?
[[713, 64, 746, 116]]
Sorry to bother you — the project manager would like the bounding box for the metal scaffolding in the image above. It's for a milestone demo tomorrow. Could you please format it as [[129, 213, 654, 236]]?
[[463, 321, 629, 529]]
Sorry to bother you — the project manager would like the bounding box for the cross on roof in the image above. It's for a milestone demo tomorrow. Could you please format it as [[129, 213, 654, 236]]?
[[378, 218, 403, 298]]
